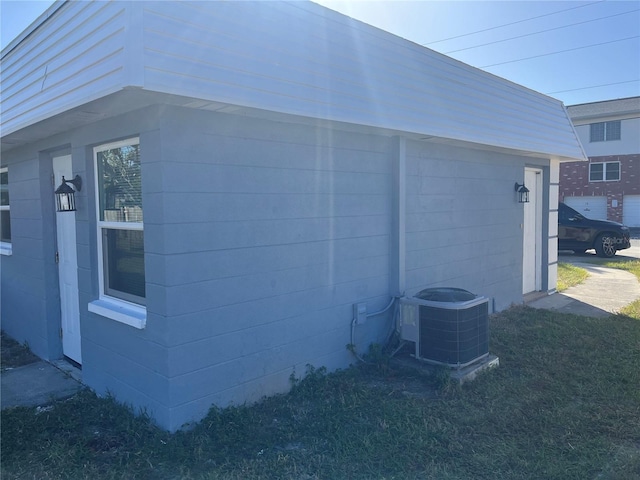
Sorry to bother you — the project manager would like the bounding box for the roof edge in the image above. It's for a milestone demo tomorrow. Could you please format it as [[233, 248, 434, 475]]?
[[1, 0, 67, 59], [566, 95, 640, 108]]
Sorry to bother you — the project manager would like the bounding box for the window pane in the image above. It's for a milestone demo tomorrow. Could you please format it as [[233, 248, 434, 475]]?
[[103, 229, 145, 303], [605, 162, 620, 181], [97, 144, 142, 222], [605, 121, 621, 141], [0, 210, 10, 243], [0, 170, 8, 206], [590, 163, 603, 181], [590, 123, 605, 142]]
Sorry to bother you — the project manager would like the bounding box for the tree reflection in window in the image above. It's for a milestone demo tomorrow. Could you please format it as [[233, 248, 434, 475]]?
[[97, 144, 142, 223]]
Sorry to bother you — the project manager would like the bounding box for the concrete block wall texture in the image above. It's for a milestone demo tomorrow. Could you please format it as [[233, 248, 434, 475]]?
[[0, 0, 585, 431], [0, 153, 61, 361], [404, 140, 545, 311], [0, 103, 553, 430], [149, 108, 394, 428]]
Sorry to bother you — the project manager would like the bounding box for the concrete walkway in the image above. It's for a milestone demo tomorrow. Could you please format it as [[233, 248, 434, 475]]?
[[528, 262, 640, 317], [1, 360, 83, 410]]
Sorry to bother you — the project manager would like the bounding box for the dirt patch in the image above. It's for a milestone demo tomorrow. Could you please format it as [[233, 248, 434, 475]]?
[[1, 331, 40, 371]]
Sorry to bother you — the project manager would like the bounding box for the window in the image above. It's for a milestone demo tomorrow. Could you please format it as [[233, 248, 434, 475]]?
[[590, 121, 621, 142], [95, 139, 144, 306], [589, 161, 620, 182], [0, 167, 11, 254]]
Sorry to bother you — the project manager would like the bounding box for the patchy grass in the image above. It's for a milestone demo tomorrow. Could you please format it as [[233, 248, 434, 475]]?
[[2, 307, 639, 479], [556, 263, 589, 292]]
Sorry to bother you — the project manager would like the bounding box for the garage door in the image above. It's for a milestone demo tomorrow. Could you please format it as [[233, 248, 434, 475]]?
[[623, 195, 640, 227], [564, 196, 607, 220]]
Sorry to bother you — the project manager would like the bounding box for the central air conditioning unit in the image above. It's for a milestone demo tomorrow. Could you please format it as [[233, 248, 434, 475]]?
[[399, 288, 489, 368]]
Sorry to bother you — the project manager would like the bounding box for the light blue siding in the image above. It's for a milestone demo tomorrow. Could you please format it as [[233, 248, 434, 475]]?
[[1, 0, 570, 431], [1, 102, 553, 430], [404, 141, 546, 310], [0, 155, 61, 360], [145, 108, 392, 427]]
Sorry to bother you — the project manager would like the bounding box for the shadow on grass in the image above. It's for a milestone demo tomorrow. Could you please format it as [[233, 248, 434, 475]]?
[[1, 307, 639, 479]]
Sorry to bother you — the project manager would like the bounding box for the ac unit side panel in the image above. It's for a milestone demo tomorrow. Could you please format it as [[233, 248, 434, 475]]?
[[399, 301, 419, 343]]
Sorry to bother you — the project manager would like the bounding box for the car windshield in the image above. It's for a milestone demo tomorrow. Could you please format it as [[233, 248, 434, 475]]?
[[560, 204, 584, 222]]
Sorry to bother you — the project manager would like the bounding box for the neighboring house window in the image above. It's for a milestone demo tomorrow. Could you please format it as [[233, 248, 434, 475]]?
[[95, 139, 145, 305], [0, 167, 11, 254], [589, 161, 620, 182], [590, 121, 621, 142]]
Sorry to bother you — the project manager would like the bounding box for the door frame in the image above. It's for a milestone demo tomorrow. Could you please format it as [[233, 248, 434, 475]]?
[[522, 167, 543, 294], [53, 155, 82, 364]]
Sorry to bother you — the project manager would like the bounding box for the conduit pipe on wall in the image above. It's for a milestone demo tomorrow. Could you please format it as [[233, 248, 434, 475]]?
[[349, 136, 407, 363], [349, 296, 399, 363]]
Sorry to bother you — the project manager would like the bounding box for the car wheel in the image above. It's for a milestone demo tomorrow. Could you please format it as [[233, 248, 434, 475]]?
[[595, 234, 616, 258]]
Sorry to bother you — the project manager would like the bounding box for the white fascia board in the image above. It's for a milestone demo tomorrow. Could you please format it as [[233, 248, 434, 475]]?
[[0, 0, 67, 58], [561, 104, 588, 162]]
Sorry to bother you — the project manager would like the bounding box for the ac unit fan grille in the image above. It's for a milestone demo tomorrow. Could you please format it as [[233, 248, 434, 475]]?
[[418, 302, 489, 366]]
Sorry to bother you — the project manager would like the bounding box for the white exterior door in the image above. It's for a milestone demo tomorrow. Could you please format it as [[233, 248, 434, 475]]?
[[564, 196, 607, 221], [623, 195, 640, 227], [53, 155, 82, 364], [522, 168, 543, 295]]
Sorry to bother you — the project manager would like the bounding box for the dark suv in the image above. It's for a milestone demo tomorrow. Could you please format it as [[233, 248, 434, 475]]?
[[558, 202, 631, 257]]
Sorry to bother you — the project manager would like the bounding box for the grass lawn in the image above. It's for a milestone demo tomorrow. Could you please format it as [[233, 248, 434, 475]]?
[[2, 306, 639, 479], [556, 263, 589, 292]]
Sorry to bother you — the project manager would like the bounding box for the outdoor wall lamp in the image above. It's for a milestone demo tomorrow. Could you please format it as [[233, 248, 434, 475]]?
[[514, 182, 530, 203], [55, 175, 82, 212]]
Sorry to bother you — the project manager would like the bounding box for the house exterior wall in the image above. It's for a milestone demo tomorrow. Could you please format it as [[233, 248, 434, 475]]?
[[572, 117, 639, 157], [1, 0, 578, 432], [0, 102, 554, 429], [404, 141, 551, 310], [149, 107, 394, 427], [561, 101, 640, 224], [560, 154, 640, 224], [0, 152, 61, 360], [72, 109, 173, 426], [147, 107, 554, 428], [0, 106, 175, 425]]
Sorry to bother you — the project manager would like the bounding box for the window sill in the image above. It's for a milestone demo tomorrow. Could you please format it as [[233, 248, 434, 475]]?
[[88, 298, 146, 329], [0, 243, 12, 256]]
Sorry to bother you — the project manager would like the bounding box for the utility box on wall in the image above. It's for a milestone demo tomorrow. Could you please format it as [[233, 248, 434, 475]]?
[[400, 288, 489, 368]]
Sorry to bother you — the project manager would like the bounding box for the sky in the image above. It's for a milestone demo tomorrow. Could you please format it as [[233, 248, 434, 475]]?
[[1, 0, 639, 106]]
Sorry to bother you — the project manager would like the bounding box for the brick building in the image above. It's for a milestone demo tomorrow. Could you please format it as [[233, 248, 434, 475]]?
[[561, 97, 640, 227]]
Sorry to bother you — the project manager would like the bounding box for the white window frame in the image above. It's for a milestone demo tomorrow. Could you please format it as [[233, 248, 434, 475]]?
[[0, 167, 12, 256], [88, 138, 146, 328], [589, 161, 620, 182], [590, 121, 621, 143]]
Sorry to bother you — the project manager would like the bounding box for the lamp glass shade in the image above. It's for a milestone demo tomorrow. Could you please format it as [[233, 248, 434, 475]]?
[[518, 186, 530, 203], [55, 179, 77, 212]]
